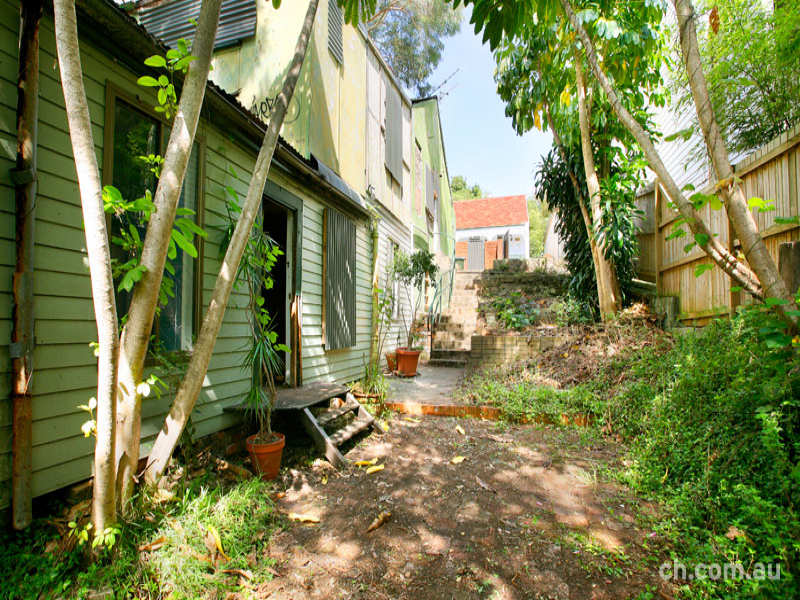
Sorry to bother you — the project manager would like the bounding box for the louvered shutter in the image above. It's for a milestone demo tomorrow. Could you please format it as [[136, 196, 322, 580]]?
[[385, 86, 403, 184], [328, 0, 344, 64], [324, 208, 356, 350], [425, 165, 435, 216]]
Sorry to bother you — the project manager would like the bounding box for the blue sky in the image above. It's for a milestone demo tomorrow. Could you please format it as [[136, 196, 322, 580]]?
[[428, 10, 553, 199]]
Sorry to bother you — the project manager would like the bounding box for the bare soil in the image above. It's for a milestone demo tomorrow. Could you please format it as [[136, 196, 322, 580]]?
[[260, 415, 671, 600]]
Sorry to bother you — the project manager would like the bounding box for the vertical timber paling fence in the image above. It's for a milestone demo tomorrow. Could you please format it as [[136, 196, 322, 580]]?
[[636, 123, 800, 325]]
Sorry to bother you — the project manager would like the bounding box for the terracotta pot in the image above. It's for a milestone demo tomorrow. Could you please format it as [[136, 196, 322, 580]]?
[[246, 432, 285, 480], [385, 352, 397, 372], [395, 348, 421, 376]]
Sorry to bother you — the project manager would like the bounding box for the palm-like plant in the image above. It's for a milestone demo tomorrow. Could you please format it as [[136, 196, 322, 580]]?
[[223, 198, 288, 441]]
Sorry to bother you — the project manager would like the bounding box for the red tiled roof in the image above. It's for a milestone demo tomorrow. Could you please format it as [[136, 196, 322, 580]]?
[[454, 195, 529, 230]]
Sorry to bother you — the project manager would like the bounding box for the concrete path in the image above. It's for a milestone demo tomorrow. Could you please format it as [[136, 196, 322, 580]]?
[[387, 364, 465, 405]]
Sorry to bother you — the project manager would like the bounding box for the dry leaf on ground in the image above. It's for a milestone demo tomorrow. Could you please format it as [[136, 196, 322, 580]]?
[[138, 536, 167, 552], [365, 464, 385, 474], [288, 512, 321, 523], [366, 511, 391, 533], [451, 456, 466, 464]]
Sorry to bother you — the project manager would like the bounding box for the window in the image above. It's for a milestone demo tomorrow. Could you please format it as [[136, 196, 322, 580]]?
[[328, 0, 343, 64], [384, 85, 402, 185], [323, 207, 356, 350], [388, 240, 400, 319], [106, 93, 202, 352]]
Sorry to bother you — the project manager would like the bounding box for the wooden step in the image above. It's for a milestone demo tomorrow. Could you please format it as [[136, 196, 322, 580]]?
[[328, 416, 374, 446], [316, 401, 359, 426]]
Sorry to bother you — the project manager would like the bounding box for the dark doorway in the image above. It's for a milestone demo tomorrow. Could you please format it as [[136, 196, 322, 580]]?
[[262, 197, 289, 383]]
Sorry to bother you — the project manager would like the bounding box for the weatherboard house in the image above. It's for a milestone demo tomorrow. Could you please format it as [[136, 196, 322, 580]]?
[[0, 0, 454, 517], [454, 195, 530, 270]]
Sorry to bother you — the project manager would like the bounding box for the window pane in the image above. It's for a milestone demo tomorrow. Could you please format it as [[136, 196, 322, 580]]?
[[111, 100, 161, 319], [158, 145, 199, 351]]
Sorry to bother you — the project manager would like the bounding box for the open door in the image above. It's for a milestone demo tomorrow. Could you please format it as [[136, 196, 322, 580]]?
[[262, 197, 292, 384]]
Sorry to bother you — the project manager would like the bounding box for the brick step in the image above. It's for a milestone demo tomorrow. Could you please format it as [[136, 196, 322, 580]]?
[[430, 349, 470, 361], [432, 340, 470, 351], [428, 358, 467, 368]]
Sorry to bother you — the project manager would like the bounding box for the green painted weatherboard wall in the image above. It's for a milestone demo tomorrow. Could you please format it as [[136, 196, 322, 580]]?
[[0, 0, 372, 509]]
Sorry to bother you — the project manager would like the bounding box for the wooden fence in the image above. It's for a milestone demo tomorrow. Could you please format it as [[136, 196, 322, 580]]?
[[636, 123, 800, 325]]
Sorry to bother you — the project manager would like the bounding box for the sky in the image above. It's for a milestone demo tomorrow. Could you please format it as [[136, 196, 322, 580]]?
[[428, 9, 553, 199]]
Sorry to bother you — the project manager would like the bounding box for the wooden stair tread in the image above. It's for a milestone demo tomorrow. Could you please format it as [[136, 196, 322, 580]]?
[[328, 416, 374, 446], [316, 402, 359, 426]]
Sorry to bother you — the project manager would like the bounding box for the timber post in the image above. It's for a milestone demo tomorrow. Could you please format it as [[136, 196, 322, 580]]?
[[11, 0, 42, 529]]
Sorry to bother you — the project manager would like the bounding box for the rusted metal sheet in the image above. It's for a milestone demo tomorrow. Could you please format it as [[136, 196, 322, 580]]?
[[12, 0, 42, 530]]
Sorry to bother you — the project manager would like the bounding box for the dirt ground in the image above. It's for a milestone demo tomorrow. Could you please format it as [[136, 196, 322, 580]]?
[[262, 414, 670, 600]]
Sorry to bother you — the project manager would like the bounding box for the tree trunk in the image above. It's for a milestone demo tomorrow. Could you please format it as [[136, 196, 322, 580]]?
[[574, 58, 621, 319], [672, 0, 792, 306], [558, 0, 764, 299], [544, 102, 602, 283], [143, 0, 321, 485], [53, 0, 119, 535], [114, 0, 223, 507]]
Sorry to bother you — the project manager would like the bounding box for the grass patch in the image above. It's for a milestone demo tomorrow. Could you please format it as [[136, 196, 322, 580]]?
[[1, 475, 280, 599], [456, 363, 594, 421]]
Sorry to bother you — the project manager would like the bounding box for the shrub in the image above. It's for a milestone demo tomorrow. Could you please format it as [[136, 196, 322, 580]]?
[[597, 312, 800, 598]]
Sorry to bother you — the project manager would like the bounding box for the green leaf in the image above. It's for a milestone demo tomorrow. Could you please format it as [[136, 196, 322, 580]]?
[[118, 264, 147, 292], [694, 233, 709, 246], [683, 241, 696, 253], [137, 75, 160, 87], [775, 216, 799, 225], [694, 263, 714, 277], [158, 74, 169, 86], [666, 227, 687, 241], [144, 55, 167, 68], [171, 229, 198, 258], [764, 297, 789, 307], [665, 127, 694, 142], [731, 286, 743, 292]]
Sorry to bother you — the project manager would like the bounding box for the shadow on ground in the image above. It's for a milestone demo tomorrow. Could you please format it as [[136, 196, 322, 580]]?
[[261, 415, 668, 600]]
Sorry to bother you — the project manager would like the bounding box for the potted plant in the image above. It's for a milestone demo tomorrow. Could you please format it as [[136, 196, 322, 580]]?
[[394, 249, 439, 376], [227, 197, 289, 480]]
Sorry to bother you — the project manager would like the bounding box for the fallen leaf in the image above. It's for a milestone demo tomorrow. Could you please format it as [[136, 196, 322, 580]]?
[[288, 512, 320, 523], [366, 464, 385, 474], [354, 457, 379, 467], [455, 424, 466, 435], [725, 526, 747, 541], [378, 420, 390, 432], [207, 525, 230, 561], [221, 568, 253, 580], [154, 488, 175, 504], [366, 511, 391, 533], [403, 417, 421, 423], [321, 475, 328, 485], [138, 535, 167, 552], [476, 476, 496, 494], [451, 456, 466, 464]]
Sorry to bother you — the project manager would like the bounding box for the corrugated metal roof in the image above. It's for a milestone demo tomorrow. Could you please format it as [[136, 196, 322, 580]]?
[[136, 0, 257, 50]]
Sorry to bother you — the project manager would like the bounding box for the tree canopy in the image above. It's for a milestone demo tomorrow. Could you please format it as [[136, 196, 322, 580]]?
[[450, 174, 484, 200], [673, 0, 800, 156], [367, 1, 462, 96]]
